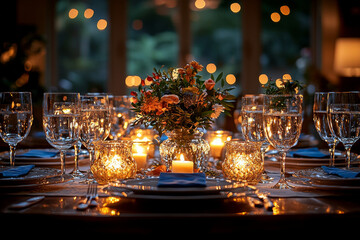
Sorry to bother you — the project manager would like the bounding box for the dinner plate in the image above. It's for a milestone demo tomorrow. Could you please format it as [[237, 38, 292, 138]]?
[[293, 167, 360, 186], [0, 149, 89, 166], [109, 177, 246, 196], [0, 174, 72, 190], [0, 166, 61, 185]]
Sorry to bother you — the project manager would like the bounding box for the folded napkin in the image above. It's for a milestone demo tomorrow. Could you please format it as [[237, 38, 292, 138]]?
[[16, 149, 59, 158], [157, 172, 207, 188], [321, 166, 360, 178], [288, 148, 329, 158], [0, 165, 35, 178]]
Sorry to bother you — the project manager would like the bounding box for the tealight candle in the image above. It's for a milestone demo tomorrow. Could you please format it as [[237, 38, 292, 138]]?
[[210, 137, 225, 159], [172, 154, 194, 173], [132, 142, 149, 170]]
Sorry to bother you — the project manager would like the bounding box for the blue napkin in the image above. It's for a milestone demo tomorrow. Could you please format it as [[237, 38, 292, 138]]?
[[321, 166, 360, 178], [157, 172, 207, 188], [16, 149, 59, 158], [288, 148, 329, 158], [0, 165, 35, 178]]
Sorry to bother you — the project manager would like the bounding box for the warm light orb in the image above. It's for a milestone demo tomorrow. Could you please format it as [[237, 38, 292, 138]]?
[[68, 8, 78, 19], [84, 8, 94, 19], [230, 3, 241, 13], [97, 19, 108, 30], [271, 12, 281, 22], [282, 73, 292, 81], [206, 63, 217, 74], [195, 0, 206, 9], [275, 78, 284, 88], [280, 5, 290, 16], [226, 74, 236, 85], [259, 74, 269, 85]]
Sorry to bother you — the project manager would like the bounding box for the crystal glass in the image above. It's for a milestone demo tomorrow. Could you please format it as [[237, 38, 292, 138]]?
[[263, 94, 303, 189], [43, 93, 80, 175], [79, 94, 111, 180], [159, 129, 210, 172], [327, 91, 360, 169], [91, 140, 137, 184], [205, 130, 232, 160], [108, 95, 133, 140], [0, 92, 33, 166], [313, 92, 338, 167], [222, 140, 263, 183], [241, 94, 272, 183]]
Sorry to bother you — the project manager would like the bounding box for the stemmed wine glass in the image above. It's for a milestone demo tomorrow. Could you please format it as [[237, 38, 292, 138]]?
[[0, 92, 33, 166], [43, 93, 80, 176], [313, 92, 338, 167], [109, 95, 132, 139], [241, 94, 273, 183], [327, 91, 360, 169], [263, 94, 303, 189], [79, 94, 111, 182]]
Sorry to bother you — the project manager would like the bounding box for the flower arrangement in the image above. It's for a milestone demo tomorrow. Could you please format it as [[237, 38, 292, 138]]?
[[131, 61, 235, 136]]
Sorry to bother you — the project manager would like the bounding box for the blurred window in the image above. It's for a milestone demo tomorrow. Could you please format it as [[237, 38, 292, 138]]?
[[56, 0, 109, 93]]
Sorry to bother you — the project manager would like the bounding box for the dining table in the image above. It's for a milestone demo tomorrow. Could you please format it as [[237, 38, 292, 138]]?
[[1, 135, 360, 238]]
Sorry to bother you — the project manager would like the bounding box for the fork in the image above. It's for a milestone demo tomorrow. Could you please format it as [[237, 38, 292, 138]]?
[[76, 182, 98, 211]]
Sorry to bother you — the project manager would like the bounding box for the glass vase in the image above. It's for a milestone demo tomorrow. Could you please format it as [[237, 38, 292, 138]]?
[[91, 140, 137, 184], [159, 129, 210, 172], [222, 140, 263, 183]]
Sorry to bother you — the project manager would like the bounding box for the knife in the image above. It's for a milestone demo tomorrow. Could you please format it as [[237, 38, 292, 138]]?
[[8, 196, 45, 210]]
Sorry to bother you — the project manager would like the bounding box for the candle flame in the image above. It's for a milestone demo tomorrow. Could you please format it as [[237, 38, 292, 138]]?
[[180, 154, 185, 161]]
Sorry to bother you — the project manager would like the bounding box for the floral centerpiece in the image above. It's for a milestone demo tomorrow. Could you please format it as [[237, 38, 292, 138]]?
[[130, 60, 235, 172], [130, 60, 235, 136]]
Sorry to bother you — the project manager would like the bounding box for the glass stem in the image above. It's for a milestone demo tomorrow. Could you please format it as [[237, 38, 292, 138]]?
[[60, 150, 66, 175], [345, 146, 352, 169], [327, 141, 336, 167], [73, 142, 81, 173], [9, 145, 16, 167], [279, 150, 286, 181]]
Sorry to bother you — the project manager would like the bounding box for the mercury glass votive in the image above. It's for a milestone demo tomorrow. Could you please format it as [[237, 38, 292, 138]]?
[[222, 140, 263, 183], [91, 140, 137, 184]]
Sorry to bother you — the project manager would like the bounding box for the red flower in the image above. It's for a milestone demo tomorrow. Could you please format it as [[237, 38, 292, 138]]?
[[146, 76, 153, 82], [130, 91, 137, 97]]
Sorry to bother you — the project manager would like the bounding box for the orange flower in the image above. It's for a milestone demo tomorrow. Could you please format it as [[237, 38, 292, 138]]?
[[190, 60, 203, 72], [204, 78, 215, 90], [160, 94, 180, 105]]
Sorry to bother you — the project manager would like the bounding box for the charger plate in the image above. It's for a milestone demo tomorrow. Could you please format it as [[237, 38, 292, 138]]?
[[293, 167, 360, 186], [109, 177, 246, 196]]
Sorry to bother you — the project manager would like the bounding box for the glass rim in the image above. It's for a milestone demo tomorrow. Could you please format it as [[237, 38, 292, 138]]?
[[44, 92, 80, 95], [0, 91, 32, 94], [263, 94, 303, 97]]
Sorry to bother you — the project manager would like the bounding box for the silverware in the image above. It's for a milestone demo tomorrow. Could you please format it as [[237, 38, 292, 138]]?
[[77, 182, 98, 211], [9, 196, 45, 210], [247, 185, 274, 211]]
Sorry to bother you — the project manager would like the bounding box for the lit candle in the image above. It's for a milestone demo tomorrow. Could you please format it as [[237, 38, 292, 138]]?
[[132, 143, 148, 170], [172, 154, 194, 173], [210, 137, 225, 159]]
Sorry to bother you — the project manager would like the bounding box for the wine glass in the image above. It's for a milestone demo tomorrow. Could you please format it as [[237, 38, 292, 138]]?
[[327, 91, 360, 169], [43, 93, 80, 176], [0, 92, 33, 166], [79, 94, 111, 181], [241, 94, 273, 183], [263, 94, 303, 189], [108, 95, 132, 139], [313, 92, 338, 167]]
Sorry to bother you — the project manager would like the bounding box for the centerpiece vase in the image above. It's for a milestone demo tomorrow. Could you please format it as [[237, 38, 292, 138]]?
[[159, 129, 210, 172]]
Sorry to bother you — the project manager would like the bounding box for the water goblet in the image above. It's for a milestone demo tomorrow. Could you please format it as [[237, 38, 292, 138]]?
[[263, 94, 303, 189], [313, 92, 338, 167], [79, 94, 111, 182], [327, 91, 360, 169], [43, 92, 80, 176], [0, 92, 33, 166], [241, 94, 273, 183]]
